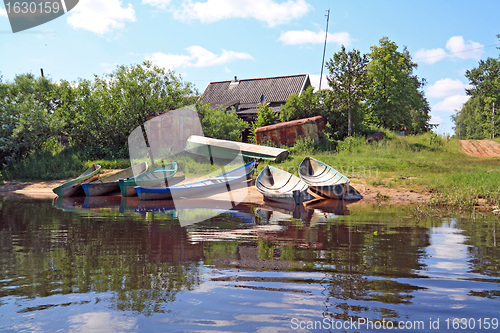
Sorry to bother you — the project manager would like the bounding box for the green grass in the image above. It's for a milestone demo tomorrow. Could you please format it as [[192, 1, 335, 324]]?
[[3, 132, 499, 209], [257, 132, 500, 209], [2, 150, 83, 181]]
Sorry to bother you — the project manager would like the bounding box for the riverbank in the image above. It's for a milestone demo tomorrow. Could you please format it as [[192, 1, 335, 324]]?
[[1, 135, 499, 212], [0, 176, 438, 204]]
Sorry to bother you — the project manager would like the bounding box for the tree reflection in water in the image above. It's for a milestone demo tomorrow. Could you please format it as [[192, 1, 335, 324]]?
[[0, 196, 499, 331]]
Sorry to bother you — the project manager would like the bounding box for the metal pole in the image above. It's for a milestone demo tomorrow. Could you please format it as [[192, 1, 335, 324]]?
[[492, 102, 495, 139], [319, 9, 330, 91]]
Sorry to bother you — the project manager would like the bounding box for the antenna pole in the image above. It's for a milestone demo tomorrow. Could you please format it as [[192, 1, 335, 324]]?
[[319, 9, 330, 91], [492, 102, 495, 139]]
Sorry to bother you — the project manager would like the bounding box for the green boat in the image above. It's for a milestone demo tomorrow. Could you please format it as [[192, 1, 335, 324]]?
[[52, 164, 102, 197], [185, 135, 289, 162], [119, 162, 179, 197]]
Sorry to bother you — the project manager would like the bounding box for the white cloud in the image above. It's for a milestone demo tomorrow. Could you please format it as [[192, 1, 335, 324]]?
[[0, 7, 7, 17], [164, 0, 309, 27], [146, 46, 253, 70], [67, 0, 136, 36], [415, 36, 484, 64], [414, 48, 447, 65], [142, 0, 171, 10], [426, 78, 470, 98], [430, 114, 443, 125], [279, 30, 352, 46], [445, 36, 484, 59], [433, 95, 470, 112]]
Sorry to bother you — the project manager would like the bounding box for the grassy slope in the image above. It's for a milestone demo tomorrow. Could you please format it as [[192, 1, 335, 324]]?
[[2, 133, 499, 208], [258, 133, 500, 208]]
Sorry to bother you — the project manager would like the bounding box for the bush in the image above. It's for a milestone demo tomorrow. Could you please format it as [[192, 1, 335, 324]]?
[[197, 104, 248, 141], [289, 137, 318, 154]]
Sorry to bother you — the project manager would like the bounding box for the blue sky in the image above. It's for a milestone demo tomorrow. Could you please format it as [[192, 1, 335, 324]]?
[[1, 0, 499, 135]]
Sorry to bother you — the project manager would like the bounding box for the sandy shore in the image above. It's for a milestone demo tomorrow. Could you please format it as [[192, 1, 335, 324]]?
[[0, 177, 431, 205]]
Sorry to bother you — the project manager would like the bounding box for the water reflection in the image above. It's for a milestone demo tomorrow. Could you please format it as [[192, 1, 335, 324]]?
[[1, 197, 499, 332]]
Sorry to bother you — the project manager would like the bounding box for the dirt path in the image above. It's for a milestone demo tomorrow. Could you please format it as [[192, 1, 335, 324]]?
[[459, 140, 500, 157]]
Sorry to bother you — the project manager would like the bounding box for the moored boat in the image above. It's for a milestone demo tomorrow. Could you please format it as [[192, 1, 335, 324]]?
[[119, 162, 180, 197], [82, 162, 148, 197], [135, 161, 256, 200], [298, 157, 349, 199], [256, 165, 309, 205], [52, 164, 101, 197], [185, 135, 289, 162]]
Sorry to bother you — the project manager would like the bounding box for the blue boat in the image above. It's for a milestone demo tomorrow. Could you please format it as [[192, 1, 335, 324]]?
[[135, 161, 256, 200]]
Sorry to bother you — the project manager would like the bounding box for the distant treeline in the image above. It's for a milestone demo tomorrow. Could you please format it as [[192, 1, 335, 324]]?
[[452, 34, 500, 139], [258, 37, 432, 142], [1, 37, 437, 175], [0, 61, 249, 172]]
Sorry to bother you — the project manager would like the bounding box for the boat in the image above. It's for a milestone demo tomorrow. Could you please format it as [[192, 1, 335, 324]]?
[[52, 164, 101, 197], [82, 162, 148, 196], [298, 157, 350, 199], [119, 162, 180, 197], [255, 165, 309, 205], [135, 161, 256, 200], [185, 135, 289, 162]]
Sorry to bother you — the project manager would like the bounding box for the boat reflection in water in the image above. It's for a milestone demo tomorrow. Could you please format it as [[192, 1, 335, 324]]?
[[3, 196, 498, 332], [53, 195, 349, 228]]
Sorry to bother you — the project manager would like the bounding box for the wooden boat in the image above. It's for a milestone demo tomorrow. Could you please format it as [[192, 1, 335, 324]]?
[[52, 164, 101, 197], [298, 157, 350, 199], [119, 162, 180, 197], [135, 161, 256, 200], [82, 162, 148, 196], [256, 165, 309, 205], [185, 135, 289, 162]]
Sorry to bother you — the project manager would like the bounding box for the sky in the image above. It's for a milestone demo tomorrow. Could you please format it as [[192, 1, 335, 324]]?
[[1, 0, 499, 135]]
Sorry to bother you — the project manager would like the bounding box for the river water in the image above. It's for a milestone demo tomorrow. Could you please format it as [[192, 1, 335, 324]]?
[[0, 196, 499, 332]]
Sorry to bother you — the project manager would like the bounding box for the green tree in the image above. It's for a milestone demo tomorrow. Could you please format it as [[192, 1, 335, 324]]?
[[55, 61, 197, 158], [250, 102, 280, 143], [367, 37, 428, 132], [326, 45, 370, 137], [279, 86, 323, 122], [0, 73, 61, 165], [197, 103, 248, 141], [453, 44, 500, 139]]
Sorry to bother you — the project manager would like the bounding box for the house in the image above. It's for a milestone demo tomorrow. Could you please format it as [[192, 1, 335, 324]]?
[[201, 74, 312, 121]]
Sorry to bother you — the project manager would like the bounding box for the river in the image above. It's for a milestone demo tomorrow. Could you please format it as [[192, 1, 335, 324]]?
[[0, 196, 499, 332]]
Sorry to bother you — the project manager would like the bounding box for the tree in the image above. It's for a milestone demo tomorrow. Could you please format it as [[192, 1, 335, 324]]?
[[326, 45, 369, 137], [279, 86, 323, 122], [197, 103, 248, 141], [250, 102, 279, 143], [454, 52, 500, 139], [367, 37, 428, 132]]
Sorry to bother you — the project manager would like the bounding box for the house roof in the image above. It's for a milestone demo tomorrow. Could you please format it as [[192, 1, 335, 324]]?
[[201, 74, 311, 110]]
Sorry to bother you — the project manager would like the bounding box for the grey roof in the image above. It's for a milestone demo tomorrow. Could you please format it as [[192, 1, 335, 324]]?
[[201, 74, 311, 109]]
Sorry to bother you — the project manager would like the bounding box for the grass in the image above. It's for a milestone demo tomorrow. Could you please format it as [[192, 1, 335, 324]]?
[[2, 132, 499, 209], [257, 132, 500, 209]]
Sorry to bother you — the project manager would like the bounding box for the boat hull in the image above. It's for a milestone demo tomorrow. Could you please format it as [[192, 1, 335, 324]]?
[[185, 135, 289, 162], [82, 163, 148, 197], [119, 162, 178, 197], [82, 182, 121, 197], [298, 157, 350, 199], [52, 164, 101, 197], [135, 161, 255, 201], [256, 165, 309, 205]]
